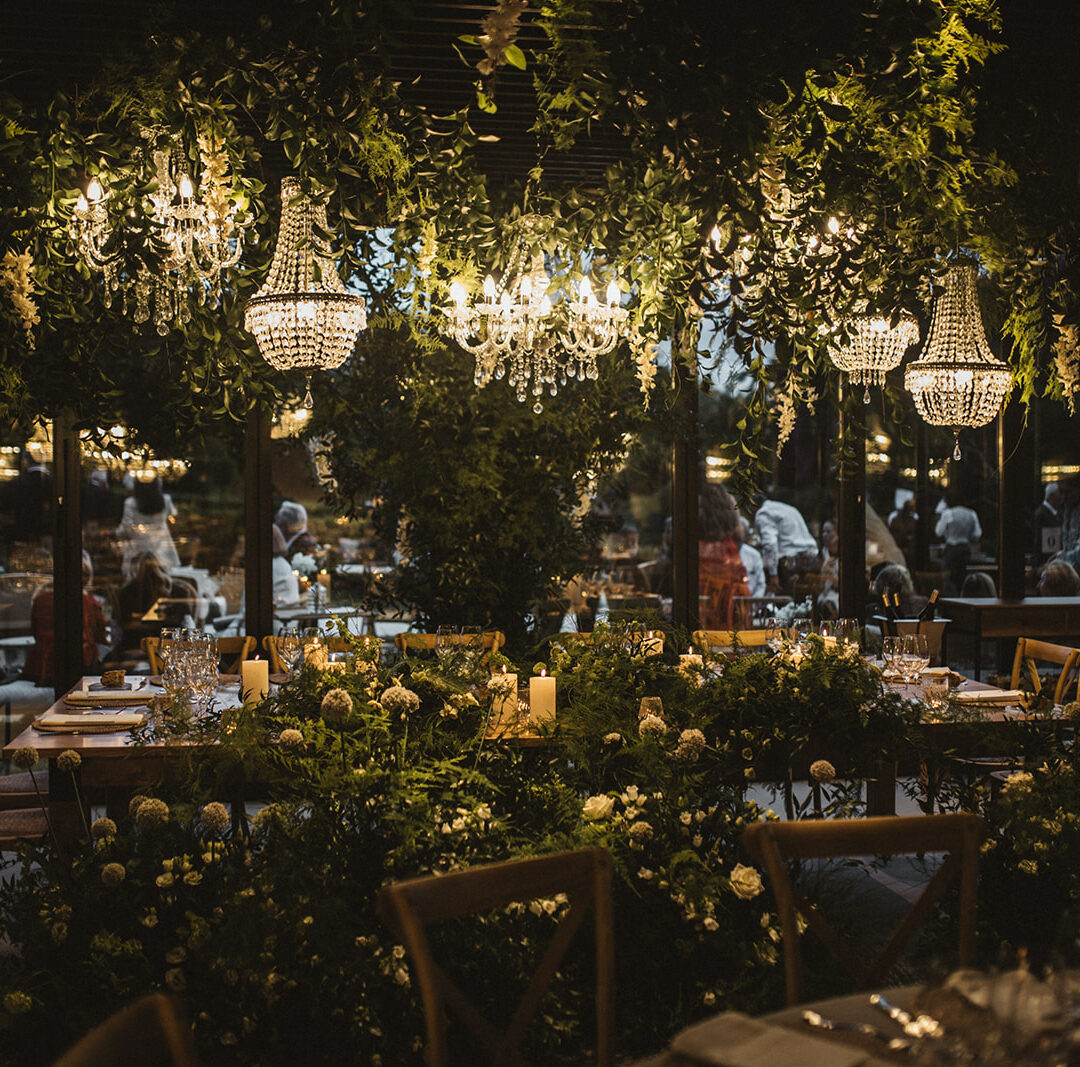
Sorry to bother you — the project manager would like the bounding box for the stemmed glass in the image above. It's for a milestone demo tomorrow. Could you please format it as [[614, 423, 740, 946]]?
[[881, 636, 903, 680], [792, 617, 812, 654], [764, 616, 785, 654], [902, 633, 930, 683], [278, 627, 302, 677], [435, 625, 456, 664], [301, 627, 324, 667]]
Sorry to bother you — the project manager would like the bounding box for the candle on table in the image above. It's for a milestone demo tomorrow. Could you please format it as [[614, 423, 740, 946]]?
[[678, 646, 703, 679], [492, 665, 518, 726], [529, 669, 556, 725], [241, 658, 269, 705], [642, 630, 664, 657]]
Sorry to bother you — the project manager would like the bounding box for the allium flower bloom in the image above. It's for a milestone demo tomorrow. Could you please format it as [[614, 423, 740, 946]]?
[[486, 672, 516, 697], [1002, 770, 1034, 795], [101, 863, 126, 887], [729, 863, 765, 900], [1063, 701, 1080, 722], [381, 685, 420, 717], [305, 642, 329, 670], [12, 746, 38, 770], [183, 871, 202, 887], [809, 759, 837, 784], [639, 714, 668, 737], [91, 817, 117, 839], [628, 820, 654, 842], [135, 798, 170, 829], [200, 802, 230, 834], [674, 728, 706, 762], [320, 687, 353, 725], [279, 728, 304, 745], [165, 968, 186, 992], [56, 750, 81, 773], [581, 795, 615, 821], [128, 794, 148, 818], [603, 732, 624, 746], [3, 991, 32, 1015]]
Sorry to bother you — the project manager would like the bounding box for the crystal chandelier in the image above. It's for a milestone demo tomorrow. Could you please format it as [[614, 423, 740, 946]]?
[[244, 177, 368, 407], [440, 222, 626, 413], [904, 263, 1012, 459], [70, 127, 251, 334], [829, 312, 920, 403]]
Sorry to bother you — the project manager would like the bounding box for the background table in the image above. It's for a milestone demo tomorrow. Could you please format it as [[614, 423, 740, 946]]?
[[938, 597, 1080, 680]]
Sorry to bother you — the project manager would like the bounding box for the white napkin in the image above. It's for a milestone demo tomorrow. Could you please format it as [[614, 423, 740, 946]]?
[[670, 1012, 873, 1067], [39, 712, 145, 727], [952, 689, 1024, 705]]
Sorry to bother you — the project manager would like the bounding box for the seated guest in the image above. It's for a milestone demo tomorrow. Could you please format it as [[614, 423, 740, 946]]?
[[275, 500, 319, 556], [749, 493, 820, 592], [1037, 559, 1080, 597], [870, 563, 927, 619], [961, 571, 997, 597], [117, 551, 197, 646], [23, 553, 108, 686], [699, 484, 749, 629], [272, 525, 301, 606]]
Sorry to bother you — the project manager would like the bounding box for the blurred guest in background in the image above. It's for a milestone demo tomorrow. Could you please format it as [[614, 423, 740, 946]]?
[[749, 493, 819, 593], [1037, 559, 1080, 597], [699, 484, 749, 628], [1032, 482, 1064, 566], [274, 500, 319, 556], [935, 488, 981, 594], [117, 476, 179, 578]]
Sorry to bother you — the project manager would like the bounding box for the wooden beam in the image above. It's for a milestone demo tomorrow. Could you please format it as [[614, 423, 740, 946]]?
[[244, 407, 274, 646]]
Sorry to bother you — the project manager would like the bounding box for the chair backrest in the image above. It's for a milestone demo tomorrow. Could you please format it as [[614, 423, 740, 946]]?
[[394, 631, 506, 656], [692, 629, 773, 654], [1010, 637, 1080, 705], [262, 633, 376, 673], [744, 813, 984, 1006], [52, 992, 199, 1067], [558, 631, 665, 656], [141, 635, 256, 676], [377, 848, 614, 1067]]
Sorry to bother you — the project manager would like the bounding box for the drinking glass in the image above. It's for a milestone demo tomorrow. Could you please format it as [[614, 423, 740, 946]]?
[[459, 625, 483, 667], [836, 618, 860, 652], [792, 617, 812, 653], [764, 617, 785, 654], [924, 683, 949, 716], [881, 636, 903, 680], [435, 625, 456, 664], [301, 627, 324, 667], [902, 633, 930, 682], [278, 627, 302, 676]]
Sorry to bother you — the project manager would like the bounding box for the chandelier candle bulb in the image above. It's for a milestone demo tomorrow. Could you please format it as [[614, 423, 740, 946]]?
[[529, 670, 556, 725], [241, 658, 269, 705]]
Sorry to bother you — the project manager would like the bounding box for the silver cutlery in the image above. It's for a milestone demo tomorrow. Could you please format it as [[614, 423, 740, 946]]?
[[802, 1009, 911, 1051], [871, 993, 943, 1038]]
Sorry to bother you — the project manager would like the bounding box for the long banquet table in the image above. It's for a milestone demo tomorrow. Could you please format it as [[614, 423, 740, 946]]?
[[2, 676, 244, 843]]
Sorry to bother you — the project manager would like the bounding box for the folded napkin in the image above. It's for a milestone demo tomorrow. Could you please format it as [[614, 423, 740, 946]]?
[[64, 690, 153, 707], [670, 1012, 875, 1067], [38, 712, 145, 728], [952, 689, 1025, 705]]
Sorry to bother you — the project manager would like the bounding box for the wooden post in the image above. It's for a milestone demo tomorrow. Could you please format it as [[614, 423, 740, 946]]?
[[52, 413, 83, 698], [997, 396, 1027, 601], [244, 407, 274, 647], [837, 383, 866, 622], [671, 340, 699, 633]]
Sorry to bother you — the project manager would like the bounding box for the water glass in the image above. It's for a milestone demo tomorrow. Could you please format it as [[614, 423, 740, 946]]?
[[435, 625, 456, 663], [278, 627, 302, 675], [902, 633, 930, 682], [881, 636, 903, 679]]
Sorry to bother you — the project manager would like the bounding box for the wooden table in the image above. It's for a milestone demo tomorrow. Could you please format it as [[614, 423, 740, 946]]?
[[633, 985, 921, 1065], [3, 677, 243, 842], [938, 597, 1080, 679]]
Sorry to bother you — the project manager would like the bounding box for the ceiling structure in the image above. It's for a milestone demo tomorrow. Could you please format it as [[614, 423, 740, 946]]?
[[0, 0, 626, 188]]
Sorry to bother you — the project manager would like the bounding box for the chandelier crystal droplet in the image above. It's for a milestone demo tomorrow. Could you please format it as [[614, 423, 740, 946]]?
[[830, 313, 920, 403], [903, 263, 1012, 459], [244, 177, 367, 407]]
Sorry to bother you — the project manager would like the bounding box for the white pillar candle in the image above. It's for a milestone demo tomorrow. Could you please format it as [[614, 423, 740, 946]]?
[[241, 658, 269, 705], [678, 652, 703, 677], [492, 670, 518, 725], [642, 631, 664, 657], [529, 670, 556, 725]]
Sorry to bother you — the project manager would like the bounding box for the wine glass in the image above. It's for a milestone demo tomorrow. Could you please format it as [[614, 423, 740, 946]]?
[[278, 627, 302, 676], [902, 633, 930, 683], [836, 618, 860, 652], [301, 626, 323, 667], [881, 636, 902, 680], [764, 616, 785, 653], [792, 617, 812, 653], [435, 625, 456, 664]]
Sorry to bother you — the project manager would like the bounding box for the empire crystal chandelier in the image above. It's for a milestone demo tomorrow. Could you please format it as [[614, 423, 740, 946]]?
[[244, 177, 368, 407], [904, 263, 1012, 459], [440, 221, 626, 413], [70, 127, 252, 334], [829, 312, 920, 403]]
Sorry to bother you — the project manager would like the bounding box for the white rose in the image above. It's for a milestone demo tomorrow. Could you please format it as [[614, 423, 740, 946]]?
[[582, 794, 615, 821], [729, 863, 764, 900]]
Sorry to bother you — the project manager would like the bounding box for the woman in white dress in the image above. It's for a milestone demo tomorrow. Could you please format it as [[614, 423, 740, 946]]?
[[117, 477, 180, 579]]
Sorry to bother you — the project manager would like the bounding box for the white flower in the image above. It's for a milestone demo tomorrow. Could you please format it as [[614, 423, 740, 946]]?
[[1002, 770, 1034, 795], [582, 795, 615, 821], [675, 728, 707, 762], [381, 685, 420, 716], [809, 759, 837, 784], [729, 863, 765, 900], [639, 714, 668, 737], [486, 672, 516, 697], [679, 811, 693, 826], [603, 732, 624, 745], [692, 835, 703, 848], [625, 785, 639, 802], [476, 804, 492, 821], [628, 820, 654, 842], [703, 917, 719, 932], [703, 991, 716, 1006], [638, 868, 654, 880]]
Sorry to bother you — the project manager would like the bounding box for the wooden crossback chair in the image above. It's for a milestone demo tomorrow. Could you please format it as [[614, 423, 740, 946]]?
[[1010, 637, 1080, 705], [377, 848, 615, 1067], [53, 993, 199, 1067], [141, 635, 256, 676], [744, 813, 985, 1006], [394, 631, 506, 658], [692, 629, 774, 655]]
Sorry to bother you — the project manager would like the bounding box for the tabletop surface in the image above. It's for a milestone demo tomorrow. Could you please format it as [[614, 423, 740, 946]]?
[[2, 676, 243, 757]]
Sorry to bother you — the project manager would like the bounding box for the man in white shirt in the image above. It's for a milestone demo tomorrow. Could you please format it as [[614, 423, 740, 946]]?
[[750, 495, 820, 593], [935, 491, 982, 593], [736, 516, 766, 598]]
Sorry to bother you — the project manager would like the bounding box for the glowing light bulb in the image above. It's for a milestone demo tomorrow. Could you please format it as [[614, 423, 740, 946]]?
[[449, 280, 467, 307], [76, 194, 88, 212], [178, 174, 194, 199], [482, 275, 497, 300], [539, 295, 552, 315], [827, 216, 840, 235], [605, 280, 620, 306], [579, 275, 594, 302], [709, 225, 722, 247], [520, 275, 533, 300], [86, 179, 104, 203]]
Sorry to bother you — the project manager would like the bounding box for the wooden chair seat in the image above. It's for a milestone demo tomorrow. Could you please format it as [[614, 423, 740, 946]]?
[[141, 635, 256, 676], [744, 814, 985, 1005], [52, 993, 199, 1066], [394, 631, 506, 659], [378, 848, 614, 1066]]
